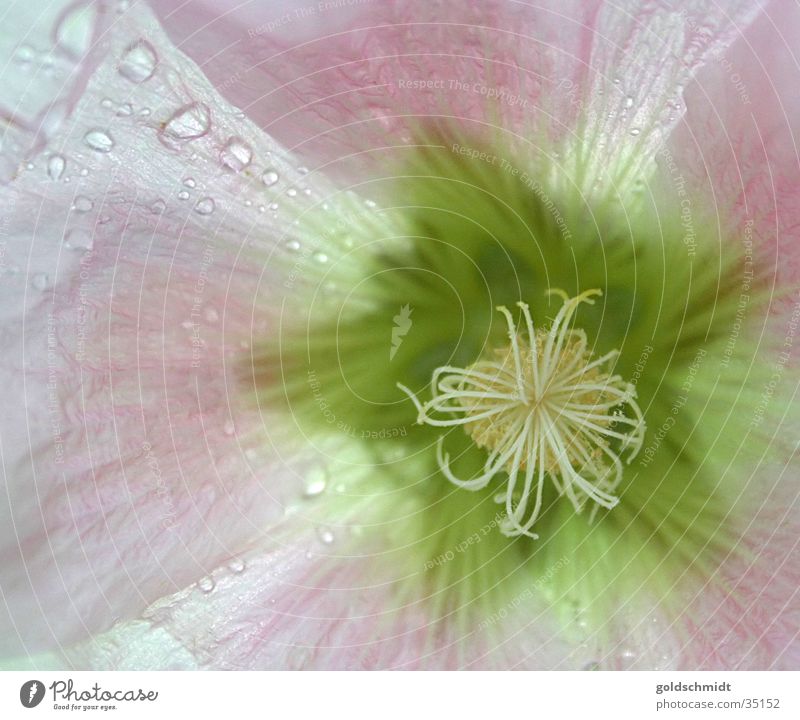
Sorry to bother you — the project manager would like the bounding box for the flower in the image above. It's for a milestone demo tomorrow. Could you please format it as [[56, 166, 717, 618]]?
[[0, 0, 798, 671]]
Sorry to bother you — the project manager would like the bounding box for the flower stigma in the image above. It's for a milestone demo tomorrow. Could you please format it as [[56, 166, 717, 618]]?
[[399, 289, 646, 539]]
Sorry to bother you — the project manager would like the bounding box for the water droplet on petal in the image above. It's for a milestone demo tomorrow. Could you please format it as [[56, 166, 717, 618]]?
[[227, 558, 246, 574], [15, 44, 36, 63], [182, 178, 196, 190], [220, 137, 252, 172], [194, 197, 215, 215], [629, 127, 641, 136], [118, 39, 158, 83], [116, 103, 133, 117], [316, 526, 335, 545], [285, 239, 300, 252], [47, 154, 66, 180], [204, 306, 219, 323], [72, 195, 93, 212], [261, 169, 279, 187], [303, 470, 327, 498], [65, 228, 93, 251], [313, 252, 328, 264], [159, 102, 211, 148], [84, 128, 114, 153], [177, 190, 190, 201], [100, 98, 114, 109], [286, 187, 297, 198], [54, 3, 96, 57], [197, 576, 215, 593], [625, 95, 634, 108], [151, 199, 166, 214], [223, 419, 235, 436], [31, 272, 49, 291]]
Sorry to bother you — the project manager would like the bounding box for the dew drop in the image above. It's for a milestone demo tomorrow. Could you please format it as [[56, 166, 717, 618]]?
[[316, 526, 335, 545], [223, 419, 235, 436], [220, 137, 253, 172], [197, 576, 216, 593], [83, 128, 114, 153], [72, 195, 93, 212], [150, 199, 166, 214], [47, 154, 66, 180], [118, 39, 158, 83], [183, 177, 196, 188], [116, 103, 133, 117], [227, 558, 246, 574], [194, 197, 215, 215], [285, 239, 301, 252], [261, 169, 279, 187], [159, 102, 211, 148], [629, 127, 641, 136], [286, 187, 297, 198], [204, 306, 219, 323], [177, 190, 190, 201], [268, 202, 279, 212], [65, 228, 94, 251], [625, 95, 634, 108], [313, 252, 328, 264], [31, 272, 49, 291], [303, 471, 327, 498], [100, 97, 114, 109], [54, 2, 96, 57], [15, 44, 36, 63]]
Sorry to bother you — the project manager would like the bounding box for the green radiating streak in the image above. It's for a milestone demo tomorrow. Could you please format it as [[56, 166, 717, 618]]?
[[251, 125, 792, 641]]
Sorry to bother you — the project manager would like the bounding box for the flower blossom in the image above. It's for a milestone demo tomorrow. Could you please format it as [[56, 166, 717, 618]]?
[[0, 0, 798, 670]]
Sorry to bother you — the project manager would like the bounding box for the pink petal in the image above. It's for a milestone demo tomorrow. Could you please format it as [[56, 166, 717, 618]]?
[[0, 0, 358, 656]]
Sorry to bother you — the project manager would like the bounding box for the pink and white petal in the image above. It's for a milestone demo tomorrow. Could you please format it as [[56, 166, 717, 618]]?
[[662, 0, 800, 285], [148, 0, 765, 197], [0, 0, 386, 657]]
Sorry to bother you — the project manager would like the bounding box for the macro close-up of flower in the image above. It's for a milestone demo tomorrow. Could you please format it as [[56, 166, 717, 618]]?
[[1, 0, 799, 672]]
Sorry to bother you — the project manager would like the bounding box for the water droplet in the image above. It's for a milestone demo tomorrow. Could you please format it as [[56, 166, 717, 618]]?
[[629, 127, 641, 136], [65, 228, 93, 251], [220, 137, 252, 172], [303, 470, 327, 498], [364, 199, 377, 208], [138, 107, 151, 117], [285, 239, 301, 252], [183, 177, 196, 189], [15, 44, 35, 63], [54, 3, 96, 57], [223, 419, 235, 436], [204, 306, 219, 323], [316, 526, 334, 545], [79, 168, 89, 177], [159, 102, 211, 148], [197, 576, 216, 593], [177, 190, 190, 201], [100, 98, 114, 109], [47, 154, 66, 180], [151, 199, 166, 214], [31, 272, 49, 291], [261, 169, 279, 187], [116, 103, 133, 117], [625, 95, 634, 108], [194, 197, 215, 215], [84, 128, 114, 153], [313, 252, 328, 264], [286, 187, 297, 197], [268, 202, 279, 212], [227, 558, 246, 574], [72, 195, 93, 212], [118, 39, 157, 83]]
